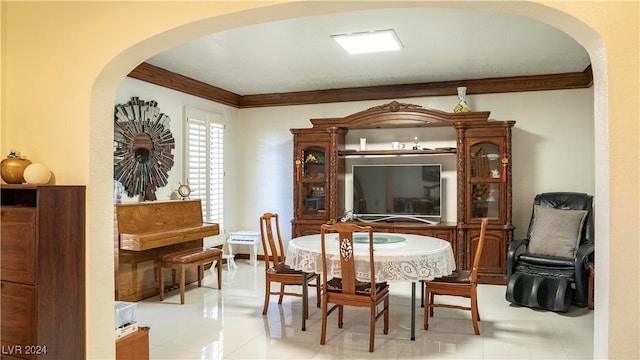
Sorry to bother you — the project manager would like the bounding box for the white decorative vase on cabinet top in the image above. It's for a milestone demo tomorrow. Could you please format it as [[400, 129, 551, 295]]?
[[453, 86, 471, 113]]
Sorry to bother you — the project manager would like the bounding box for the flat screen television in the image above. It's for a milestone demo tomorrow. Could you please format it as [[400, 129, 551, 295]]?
[[352, 164, 441, 224]]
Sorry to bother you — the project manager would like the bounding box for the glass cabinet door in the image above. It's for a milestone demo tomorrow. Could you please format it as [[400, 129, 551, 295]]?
[[298, 145, 328, 217], [470, 142, 502, 179], [469, 141, 504, 221], [471, 183, 501, 219], [301, 182, 326, 215], [301, 147, 326, 180]]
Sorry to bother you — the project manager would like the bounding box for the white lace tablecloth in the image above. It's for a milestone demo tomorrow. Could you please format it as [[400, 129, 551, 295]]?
[[285, 233, 455, 283]]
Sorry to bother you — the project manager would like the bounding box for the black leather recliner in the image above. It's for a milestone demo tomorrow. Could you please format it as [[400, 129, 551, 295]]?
[[506, 192, 594, 312]]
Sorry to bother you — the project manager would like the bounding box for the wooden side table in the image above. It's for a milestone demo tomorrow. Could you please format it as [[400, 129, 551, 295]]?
[[588, 262, 595, 310], [228, 231, 260, 266]]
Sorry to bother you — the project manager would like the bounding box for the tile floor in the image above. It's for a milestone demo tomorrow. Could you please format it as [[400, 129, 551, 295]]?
[[136, 260, 594, 359]]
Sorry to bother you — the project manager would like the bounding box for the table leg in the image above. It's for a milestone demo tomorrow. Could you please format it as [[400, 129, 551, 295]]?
[[227, 243, 234, 260], [251, 243, 258, 266], [302, 272, 308, 331], [411, 282, 416, 341]]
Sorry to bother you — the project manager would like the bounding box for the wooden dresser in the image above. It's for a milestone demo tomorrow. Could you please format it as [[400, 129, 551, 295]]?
[[114, 200, 219, 301], [1, 184, 86, 359]]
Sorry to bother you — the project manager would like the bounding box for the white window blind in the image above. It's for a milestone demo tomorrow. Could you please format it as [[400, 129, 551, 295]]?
[[185, 108, 224, 226]]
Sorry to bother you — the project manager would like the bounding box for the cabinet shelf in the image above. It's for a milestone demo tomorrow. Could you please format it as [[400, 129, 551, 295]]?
[[469, 177, 503, 183], [339, 148, 456, 157], [300, 177, 326, 182]]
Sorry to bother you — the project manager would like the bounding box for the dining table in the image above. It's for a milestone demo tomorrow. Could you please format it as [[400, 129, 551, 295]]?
[[285, 231, 456, 340]]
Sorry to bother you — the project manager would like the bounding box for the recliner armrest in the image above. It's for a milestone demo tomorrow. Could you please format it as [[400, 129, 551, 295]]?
[[575, 242, 594, 271], [507, 238, 528, 278], [573, 242, 594, 307]]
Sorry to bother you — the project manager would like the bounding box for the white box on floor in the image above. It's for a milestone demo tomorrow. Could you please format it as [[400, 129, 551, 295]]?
[[115, 301, 137, 329]]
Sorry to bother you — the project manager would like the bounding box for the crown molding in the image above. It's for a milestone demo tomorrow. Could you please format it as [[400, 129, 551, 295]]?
[[128, 63, 242, 107], [128, 63, 592, 109]]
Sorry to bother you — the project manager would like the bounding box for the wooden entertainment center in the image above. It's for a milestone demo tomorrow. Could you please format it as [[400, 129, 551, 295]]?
[[291, 101, 515, 284]]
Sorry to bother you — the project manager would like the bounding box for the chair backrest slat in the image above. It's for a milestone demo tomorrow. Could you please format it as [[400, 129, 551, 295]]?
[[260, 213, 285, 269], [337, 230, 356, 294], [321, 223, 375, 297], [471, 218, 489, 284]]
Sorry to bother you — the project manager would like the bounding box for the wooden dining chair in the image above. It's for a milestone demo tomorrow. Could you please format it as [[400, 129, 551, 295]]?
[[260, 213, 320, 318], [424, 217, 488, 335], [320, 222, 390, 352]]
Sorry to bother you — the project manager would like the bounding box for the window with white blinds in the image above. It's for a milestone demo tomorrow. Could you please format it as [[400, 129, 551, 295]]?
[[185, 108, 224, 226]]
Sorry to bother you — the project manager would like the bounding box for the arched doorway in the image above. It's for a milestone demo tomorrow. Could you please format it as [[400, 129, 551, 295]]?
[[90, 2, 608, 358]]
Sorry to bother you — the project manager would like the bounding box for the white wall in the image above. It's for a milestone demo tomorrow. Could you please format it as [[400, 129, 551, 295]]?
[[116, 77, 594, 246], [115, 77, 240, 246], [239, 90, 595, 243]]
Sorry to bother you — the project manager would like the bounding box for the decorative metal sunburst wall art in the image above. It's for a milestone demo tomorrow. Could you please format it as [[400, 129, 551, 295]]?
[[114, 97, 175, 199]]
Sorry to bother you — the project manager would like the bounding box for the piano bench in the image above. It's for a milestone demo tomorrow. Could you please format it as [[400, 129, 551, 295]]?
[[158, 247, 223, 304]]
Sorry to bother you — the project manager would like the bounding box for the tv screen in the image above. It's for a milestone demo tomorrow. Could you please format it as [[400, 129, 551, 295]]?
[[352, 164, 441, 223]]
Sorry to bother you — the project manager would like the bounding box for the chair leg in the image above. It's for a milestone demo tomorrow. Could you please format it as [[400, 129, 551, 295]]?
[[423, 291, 429, 330], [320, 296, 328, 345], [278, 283, 285, 304], [159, 265, 165, 301], [338, 305, 343, 328], [424, 288, 434, 330], [383, 297, 389, 335], [315, 276, 321, 308], [369, 305, 376, 352], [262, 278, 271, 315], [198, 265, 203, 287], [216, 258, 222, 289], [471, 289, 480, 335], [429, 292, 435, 317], [179, 265, 186, 304]]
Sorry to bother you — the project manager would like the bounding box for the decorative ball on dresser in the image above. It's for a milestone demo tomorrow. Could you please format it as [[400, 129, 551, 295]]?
[[23, 163, 52, 184]]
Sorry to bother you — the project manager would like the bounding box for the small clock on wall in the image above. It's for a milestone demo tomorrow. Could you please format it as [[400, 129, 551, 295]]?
[[113, 97, 175, 199], [177, 182, 191, 200]]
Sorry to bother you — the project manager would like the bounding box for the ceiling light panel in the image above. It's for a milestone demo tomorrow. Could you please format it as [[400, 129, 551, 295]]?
[[332, 29, 403, 55]]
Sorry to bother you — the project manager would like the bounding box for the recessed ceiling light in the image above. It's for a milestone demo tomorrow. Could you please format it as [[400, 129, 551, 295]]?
[[332, 29, 403, 55]]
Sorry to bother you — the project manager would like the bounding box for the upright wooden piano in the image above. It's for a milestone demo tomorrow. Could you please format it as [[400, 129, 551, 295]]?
[[114, 199, 219, 301]]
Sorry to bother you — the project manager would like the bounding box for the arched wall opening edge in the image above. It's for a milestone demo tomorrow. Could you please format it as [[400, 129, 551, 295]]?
[[88, 2, 608, 358]]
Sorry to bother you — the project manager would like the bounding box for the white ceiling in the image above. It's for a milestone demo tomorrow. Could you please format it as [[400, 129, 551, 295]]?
[[145, 7, 590, 95]]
